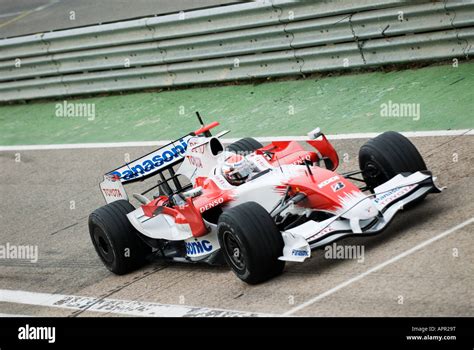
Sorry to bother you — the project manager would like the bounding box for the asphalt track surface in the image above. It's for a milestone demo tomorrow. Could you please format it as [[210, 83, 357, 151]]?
[[0, 134, 473, 317], [0, 0, 240, 38]]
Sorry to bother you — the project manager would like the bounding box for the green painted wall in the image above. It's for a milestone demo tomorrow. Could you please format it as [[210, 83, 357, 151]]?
[[0, 61, 472, 145]]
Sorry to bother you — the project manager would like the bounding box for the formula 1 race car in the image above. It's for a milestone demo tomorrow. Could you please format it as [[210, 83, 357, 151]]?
[[88, 116, 442, 284]]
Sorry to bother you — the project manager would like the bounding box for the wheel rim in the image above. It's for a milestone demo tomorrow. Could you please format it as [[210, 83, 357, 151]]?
[[222, 230, 246, 271], [363, 161, 387, 188], [93, 227, 114, 264]]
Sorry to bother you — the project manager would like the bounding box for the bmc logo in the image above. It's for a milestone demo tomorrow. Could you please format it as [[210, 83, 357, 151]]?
[[186, 240, 213, 256]]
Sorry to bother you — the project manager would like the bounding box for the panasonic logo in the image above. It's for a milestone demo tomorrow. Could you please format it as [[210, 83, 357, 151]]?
[[110, 139, 188, 181], [374, 189, 397, 203], [292, 249, 309, 257], [185, 240, 213, 256]]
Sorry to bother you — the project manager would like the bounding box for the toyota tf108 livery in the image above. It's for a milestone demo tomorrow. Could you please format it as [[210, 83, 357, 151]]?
[[89, 116, 442, 284]]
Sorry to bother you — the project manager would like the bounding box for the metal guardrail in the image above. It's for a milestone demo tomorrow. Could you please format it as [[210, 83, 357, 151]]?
[[0, 0, 472, 102]]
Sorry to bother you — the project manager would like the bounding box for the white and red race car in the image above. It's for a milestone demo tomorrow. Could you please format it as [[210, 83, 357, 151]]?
[[89, 117, 442, 284]]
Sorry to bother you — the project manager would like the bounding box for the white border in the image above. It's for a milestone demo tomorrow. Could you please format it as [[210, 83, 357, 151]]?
[[0, 289, 273, 317]]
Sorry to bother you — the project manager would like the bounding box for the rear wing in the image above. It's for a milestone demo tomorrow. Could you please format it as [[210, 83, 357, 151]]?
[[99, 118, 221, 204], [107, 134, 193, 184], [99, 135, 193, 204]]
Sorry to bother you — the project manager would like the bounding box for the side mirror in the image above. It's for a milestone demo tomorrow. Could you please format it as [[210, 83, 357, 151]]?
[[182, 186, 203, 199], [133, 193, 151, 204], [323, 157, 334, 170], [307, 127, 322, 140]]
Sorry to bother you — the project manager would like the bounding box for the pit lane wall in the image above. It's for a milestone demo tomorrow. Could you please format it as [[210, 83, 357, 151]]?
[[0, 0, 473, 102]]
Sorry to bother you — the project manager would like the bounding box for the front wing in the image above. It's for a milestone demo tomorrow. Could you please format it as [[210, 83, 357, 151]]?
[[279, 171, 442, 262]]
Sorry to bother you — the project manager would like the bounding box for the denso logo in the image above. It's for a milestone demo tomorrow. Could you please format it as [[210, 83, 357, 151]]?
[[186, 240, 213, 256], [199, 197, 225, 213], [110, 139, 188, 181]]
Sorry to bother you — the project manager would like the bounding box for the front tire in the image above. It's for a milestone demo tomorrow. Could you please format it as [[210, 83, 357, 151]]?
[[88, 200, 152, 275], [359, 131, 427, 191], [217, 202, 285, 284]]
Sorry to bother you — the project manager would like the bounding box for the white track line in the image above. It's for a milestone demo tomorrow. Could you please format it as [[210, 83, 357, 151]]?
[[0, 289, 273, 317], [0, 129, 472, 151], [0, 1, 57, 18], [282, 216, 474, 316], [0, 11, 23, 18], [0, 312, 35, 317]]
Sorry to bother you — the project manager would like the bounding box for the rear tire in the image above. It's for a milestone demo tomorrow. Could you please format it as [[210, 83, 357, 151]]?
[[88, 200, 152, 275], [226, 137, 262, 155], [217, 202, 285, 284], [359, 131, 427, 191]]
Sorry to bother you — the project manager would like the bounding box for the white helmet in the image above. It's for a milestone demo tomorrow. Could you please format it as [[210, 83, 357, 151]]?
[[221, 154, 253, 185]]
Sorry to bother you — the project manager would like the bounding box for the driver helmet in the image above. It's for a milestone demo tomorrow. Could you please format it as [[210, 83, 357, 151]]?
[[221, 154, 253, 185]]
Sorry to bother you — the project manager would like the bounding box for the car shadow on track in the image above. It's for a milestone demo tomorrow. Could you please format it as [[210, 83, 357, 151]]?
[[133, 196, 447, 287], [278, 195, 447, 279]]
